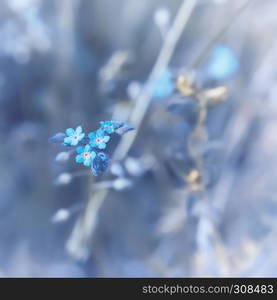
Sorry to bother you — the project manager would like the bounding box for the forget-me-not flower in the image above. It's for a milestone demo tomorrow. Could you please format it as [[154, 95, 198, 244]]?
[[75, 144, 96, 167], [50, 121, 134, 176], [63, 126, 85, 146], [88, 129, 110, 150], [100, 121, 116, 134]]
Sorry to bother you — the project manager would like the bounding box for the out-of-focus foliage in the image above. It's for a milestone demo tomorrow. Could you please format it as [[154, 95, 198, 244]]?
[[0, 0, 277, 277]]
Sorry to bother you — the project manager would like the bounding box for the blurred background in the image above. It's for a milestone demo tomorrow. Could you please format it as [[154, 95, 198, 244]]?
[[0, 0, 277, 277]]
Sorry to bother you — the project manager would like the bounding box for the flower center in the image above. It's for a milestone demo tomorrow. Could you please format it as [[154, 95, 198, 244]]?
[[73, 135, 78, 139], [96, 137, 102, 144], [83, 152, 90, 158]]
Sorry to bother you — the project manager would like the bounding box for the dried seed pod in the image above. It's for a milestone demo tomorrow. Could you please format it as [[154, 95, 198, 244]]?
[[176, 75, 195, 97], [199, 86, 228, 106], [185, 169, 203, 192]]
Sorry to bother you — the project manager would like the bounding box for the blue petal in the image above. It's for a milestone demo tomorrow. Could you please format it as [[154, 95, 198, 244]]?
[[89, 140, 97, 148], [84, 144, 91, 152], [66, 128, 74, 136], [76, 146, 84, 154], [96, 129, 105, 137], [98, 142, 106, 150], [101, 121, 112, 127], [76, 154, 84, 163], [75, 126, 82, 134], [64, 136, 72, 144], [88, 132, 96, 139], [83, 158, 91, 167], [71, 138, 79, 146], [106, 127, 114, 134], [90, 151, 96, 159], [103, 135, 110, 143], [79, 133, 85, 141]]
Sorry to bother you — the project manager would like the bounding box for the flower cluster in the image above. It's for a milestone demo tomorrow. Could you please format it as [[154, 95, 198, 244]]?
[[50, 121, 134, 176]]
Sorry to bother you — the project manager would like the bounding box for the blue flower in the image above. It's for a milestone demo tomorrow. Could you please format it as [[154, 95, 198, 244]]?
[[75, 144, 96, 167], [88, 129, 110, 150], [63, 126, 85, 146], [207, 45, 239, 80], [91, 152, 109, 176], [100, 121, 116, 134]]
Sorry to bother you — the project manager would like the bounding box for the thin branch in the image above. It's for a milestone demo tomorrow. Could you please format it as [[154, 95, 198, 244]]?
[[113, 0, 198, 161]]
